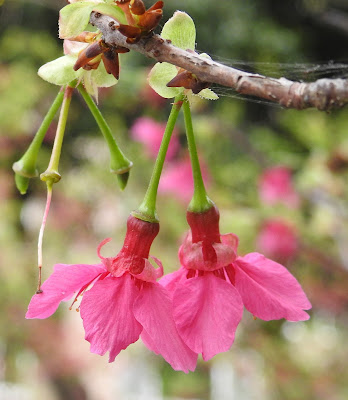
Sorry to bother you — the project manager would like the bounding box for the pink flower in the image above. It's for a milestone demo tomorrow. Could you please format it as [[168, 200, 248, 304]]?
[[161, 206, 311, 361], [256, 219, 299, 263], [26, 215, 197, 372], [258, 166, 300, 208], [159, 156, 211, 203], [131, 117, 179, 160]]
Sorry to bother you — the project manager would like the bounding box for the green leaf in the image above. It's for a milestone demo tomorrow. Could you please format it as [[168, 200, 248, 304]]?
[[38, 55, 82, 85], [148, 62, 182, 99], [198, 88, 219, 100], [59, 2, 95, 39], [83, 70, 98, 99], [161, 11, 196, 50], [91, 61, 118, 87], [92, 3, 127, 25]]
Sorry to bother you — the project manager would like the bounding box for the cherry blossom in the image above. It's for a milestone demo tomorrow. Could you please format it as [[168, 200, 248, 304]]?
[[130, 117, 179, 160], [26, 215, 197, 372], [256, 218, 299, 263], [159, 156, 211, 203], [258, 166, 300, 208], [161, 206, 311, 360]]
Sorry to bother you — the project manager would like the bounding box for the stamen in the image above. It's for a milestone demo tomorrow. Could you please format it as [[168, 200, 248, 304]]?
[[36, 183, 53, 294], [69, 271, 109, 310]]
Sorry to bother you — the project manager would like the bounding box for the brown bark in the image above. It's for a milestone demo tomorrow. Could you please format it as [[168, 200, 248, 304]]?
[[90, 12, 348, 111]]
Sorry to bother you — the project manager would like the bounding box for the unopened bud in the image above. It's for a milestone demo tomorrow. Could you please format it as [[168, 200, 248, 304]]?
[[15, 174, 30, 195]]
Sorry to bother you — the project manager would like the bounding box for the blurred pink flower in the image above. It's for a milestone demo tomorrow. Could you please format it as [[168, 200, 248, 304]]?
[[131, 117, 179, 160], [159, 156, 211, 203], [258, 166, 300, 208], [140, 83, 167, 109], [161, 206, 311, 361], [26, 215, 197, 372], [256, 219, 299, 263]]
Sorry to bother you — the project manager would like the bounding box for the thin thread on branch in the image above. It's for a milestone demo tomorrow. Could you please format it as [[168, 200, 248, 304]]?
[[90, 12, 348, 112]]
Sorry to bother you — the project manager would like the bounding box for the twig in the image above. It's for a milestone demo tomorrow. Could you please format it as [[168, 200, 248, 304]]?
[[90, 12, 348, 112]]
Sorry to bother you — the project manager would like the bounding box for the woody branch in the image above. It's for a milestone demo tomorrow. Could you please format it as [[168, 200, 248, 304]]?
[[90, 12, 348, 112]]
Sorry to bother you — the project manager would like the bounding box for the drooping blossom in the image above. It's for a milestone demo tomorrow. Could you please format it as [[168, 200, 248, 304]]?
[[256, 219, 299, 263], [159, 156, 211, 203], [130, 117, 179, 160], [161, 206, 311, 361], [258, 166, 300, 208], [26, 215, 197, 372]]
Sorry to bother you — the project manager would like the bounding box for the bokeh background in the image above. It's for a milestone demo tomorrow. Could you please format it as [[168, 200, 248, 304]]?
[[1, 0, 348, 399]]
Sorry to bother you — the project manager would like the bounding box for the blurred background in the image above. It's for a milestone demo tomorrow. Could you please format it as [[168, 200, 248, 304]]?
[[1, 0, 348, 399]]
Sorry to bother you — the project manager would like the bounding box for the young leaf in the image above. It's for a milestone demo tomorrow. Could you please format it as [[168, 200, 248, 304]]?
[[161, 11, 196, 51], [148, 62, 181, 98], [59, 3, 95, 39], [92, 3, 127, 25], [38, 55, 82, 85]]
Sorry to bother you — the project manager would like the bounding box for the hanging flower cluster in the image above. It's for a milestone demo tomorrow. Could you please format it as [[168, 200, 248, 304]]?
[[19, 3, 311, 373]]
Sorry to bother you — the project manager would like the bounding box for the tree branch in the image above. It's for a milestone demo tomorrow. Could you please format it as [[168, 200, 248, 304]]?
[[91, 12, 348, 111]]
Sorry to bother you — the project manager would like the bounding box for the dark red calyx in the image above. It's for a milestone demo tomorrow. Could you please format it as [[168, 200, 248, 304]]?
[[186, 205, 221, 244], [119, 215, 159, 260]]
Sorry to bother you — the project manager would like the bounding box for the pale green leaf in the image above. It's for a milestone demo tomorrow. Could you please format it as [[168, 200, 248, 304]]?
[[198, 88, 219, 100], [91, 61, 118, 87], [92, 3, 127, 24], [161, 11, 196, 50], [83, 70, 98, 100], [59, 3, 95, 39], [38, 55, 82, 85], [148, 62, 182, 99]]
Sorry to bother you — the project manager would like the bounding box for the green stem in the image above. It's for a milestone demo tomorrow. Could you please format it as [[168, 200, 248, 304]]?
[[13, 88, 64, 178], [77, 84, 132, 189], [134, 94, 185, 222], [182, 98, 212, 213], [40, 85, 74, 185]]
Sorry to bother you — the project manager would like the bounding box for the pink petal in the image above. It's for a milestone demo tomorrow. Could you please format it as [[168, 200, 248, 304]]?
[[80, 274, 142, 362], [133, 282, 197, 372], [159, 266, 188, 294], [234, 252, 311, 321], [221, 233, 239, 254], [172, 273, 243, 361], [26, 263, 105, 319], [132, 257, 163, 282]]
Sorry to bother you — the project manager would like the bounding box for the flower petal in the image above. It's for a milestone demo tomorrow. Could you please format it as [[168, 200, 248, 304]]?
[[132, 257, 163, 282], [234, 252, 311, 321], [173, 273, 243, 361], [26, 263, 105, 319], [80, 274, 142, 362], [133, 282, 197, 373], [159, 266, 188, 294]]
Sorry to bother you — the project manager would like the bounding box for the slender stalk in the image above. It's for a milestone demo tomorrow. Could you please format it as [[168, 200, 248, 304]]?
[[134, 94, 185, 222], [13, 89, 64, 178], [37, 85, 74, 292], [182, 98, 212, 213], [77, 84, 132, 188], [41, 85, 74, 184]]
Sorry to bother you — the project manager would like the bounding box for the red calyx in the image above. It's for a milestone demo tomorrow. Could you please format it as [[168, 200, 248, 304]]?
[[110, 215, 159, 275], [186, 205, 221, 245]]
